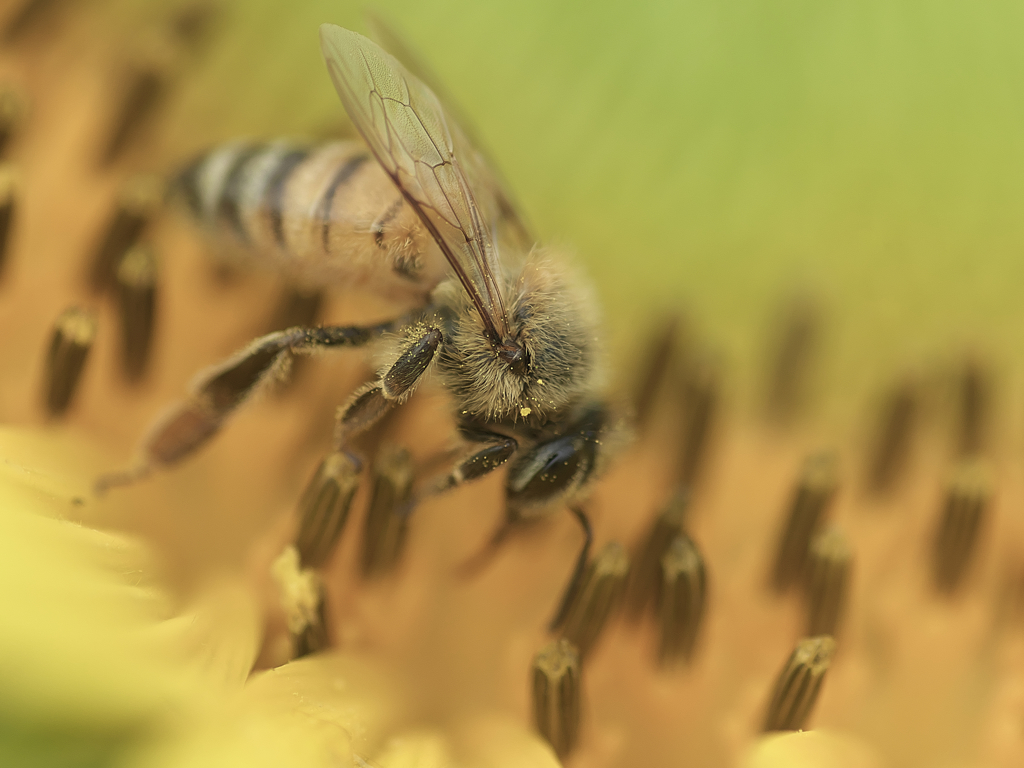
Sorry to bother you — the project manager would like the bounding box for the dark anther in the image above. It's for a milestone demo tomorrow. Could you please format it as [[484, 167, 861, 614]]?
[[45, 307, 97, 417], [933, 461, 990, 593], [763, 635, 836, 732], [867, 378, 917, 493], [658, 533, 707, 665], [361, 446, 414, 578], [0, 86, 25, 158], [532, 638, 581, 759], [958, 356, 989, 457], [294, 451, 362, 569], [560, 541, 630, 658], [627, 491, 688, 620], [0, 164, 16, 278], [765, 296, 819, 424], [87, 175, 163, 293], [771, 452, 838, 592], [100, 64, 168, 166], [116, 245, 158, 381], [805, 526, 851, 637]]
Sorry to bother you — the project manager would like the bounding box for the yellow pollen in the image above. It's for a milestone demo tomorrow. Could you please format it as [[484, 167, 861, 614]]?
[[520, 406, 532, 417]]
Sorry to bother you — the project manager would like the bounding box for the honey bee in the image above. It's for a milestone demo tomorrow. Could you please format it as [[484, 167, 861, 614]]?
[[101, 24, 619, 622]]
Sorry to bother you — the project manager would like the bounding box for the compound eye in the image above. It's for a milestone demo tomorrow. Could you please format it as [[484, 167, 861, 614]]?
[[507, 437, 582, 506]]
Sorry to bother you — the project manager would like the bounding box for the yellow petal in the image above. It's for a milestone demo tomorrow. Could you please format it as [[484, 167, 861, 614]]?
[[743, 731, 882, 768]]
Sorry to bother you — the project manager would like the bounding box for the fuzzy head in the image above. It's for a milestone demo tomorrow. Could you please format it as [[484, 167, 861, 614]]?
[[438, 255, 603, 423]]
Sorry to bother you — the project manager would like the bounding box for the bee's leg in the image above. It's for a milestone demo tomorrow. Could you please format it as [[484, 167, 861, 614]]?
[[504, 409, 605, 630], [548, 506, 593, 632], [96, 319, 400, 493], [333, 326, 443, 446], [422, 429, 519, 497]]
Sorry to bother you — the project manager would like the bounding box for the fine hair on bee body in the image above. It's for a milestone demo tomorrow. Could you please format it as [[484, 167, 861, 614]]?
[[100, 22, 621, 625]]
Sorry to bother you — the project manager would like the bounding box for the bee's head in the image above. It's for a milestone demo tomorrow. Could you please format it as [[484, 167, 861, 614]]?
[[440, 255, 602, 422]]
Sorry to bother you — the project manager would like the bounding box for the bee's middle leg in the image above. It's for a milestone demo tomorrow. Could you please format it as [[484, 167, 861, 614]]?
[[333, 325, 443, 447]]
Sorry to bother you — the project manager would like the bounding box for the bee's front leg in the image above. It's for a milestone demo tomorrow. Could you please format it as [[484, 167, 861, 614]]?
[[333, 325, 443, 446]]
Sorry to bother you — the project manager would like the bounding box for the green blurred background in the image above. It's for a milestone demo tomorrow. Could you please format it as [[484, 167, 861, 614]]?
[[130, 0, 1024, 435]]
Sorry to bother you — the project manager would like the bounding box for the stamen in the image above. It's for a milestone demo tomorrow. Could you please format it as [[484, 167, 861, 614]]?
[[627, 491, 688, 619], [867, 379, 916, 493], [632, 314, 681, 430], [933, 461, 990, 593], [958, 357, 989, 457], [765, 297, 819, 423], [270, 545, 329, 658], [657, 533, 706, 665], [763, 635, 836, 732], [293, 590, 330, 658], [805, 526, 851, 636], [115, 245, 157, 381], [0, 86, 25, 157], [169, 2, 221, 54], [361, 445, 414, 578], [560, 541, 630, 658], [87, 174, 163, 292], [44, 306, 97, 417], [2, 0, 61, 43], [679, 356, 717, 487], [532, 638, 581, 759], [771, 452, 837, 592], [294, 451, 362, 569], [0, 164, 16, 278], [100, 63, 168, 166]]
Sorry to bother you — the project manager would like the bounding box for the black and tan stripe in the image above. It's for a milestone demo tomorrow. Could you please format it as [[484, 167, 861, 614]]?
[[317, 151, 370, 252], [371, 196, 405, 250], [215, 144, 269, 241], [175, 142, 252, 224], [264, 148, 311, 247]]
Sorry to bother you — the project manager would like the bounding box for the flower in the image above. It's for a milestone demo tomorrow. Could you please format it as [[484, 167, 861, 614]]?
[[2, 1, 1023, 767]]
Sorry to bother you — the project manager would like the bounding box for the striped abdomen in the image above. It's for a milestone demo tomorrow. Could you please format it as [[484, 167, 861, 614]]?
[[177, 140, 448, 301]]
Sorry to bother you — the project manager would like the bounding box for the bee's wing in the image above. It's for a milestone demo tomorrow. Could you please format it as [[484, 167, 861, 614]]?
[[319, 24, 511, 342], [364, 13, 534, 251]]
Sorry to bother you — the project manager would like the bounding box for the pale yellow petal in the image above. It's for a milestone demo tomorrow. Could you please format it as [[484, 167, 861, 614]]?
[[743, 731, 882, 768]]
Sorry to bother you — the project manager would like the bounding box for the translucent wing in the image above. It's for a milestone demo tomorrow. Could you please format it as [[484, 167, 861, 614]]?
[[364, 13, 534, 251], [319, 24, 510, 343]]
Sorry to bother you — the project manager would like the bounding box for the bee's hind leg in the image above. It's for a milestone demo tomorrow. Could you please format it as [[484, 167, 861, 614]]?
[[96, 319, 400, 494]]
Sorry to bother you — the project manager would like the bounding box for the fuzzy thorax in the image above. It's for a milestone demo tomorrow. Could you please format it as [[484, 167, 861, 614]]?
[[438, 255, 602, 423]]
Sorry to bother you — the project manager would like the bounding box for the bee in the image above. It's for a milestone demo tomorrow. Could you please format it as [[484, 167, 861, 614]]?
[[100, 24, 619, 623]]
